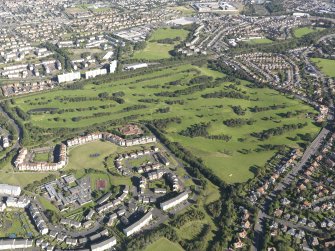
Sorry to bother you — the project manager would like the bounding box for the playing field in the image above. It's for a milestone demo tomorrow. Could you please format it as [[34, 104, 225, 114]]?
[[11, 64, 320, 183], [145, 237, 184, 251], [245, 38, 273, 44], [133, 28, 189, 60], [293, 27, 323, 38], [66, 141, 118, 171], [311, 58, 335, 77]]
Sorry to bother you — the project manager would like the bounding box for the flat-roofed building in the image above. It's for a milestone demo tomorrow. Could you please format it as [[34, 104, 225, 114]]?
[[57, 72, 81, 83], [85, 68, 107, 79], [160, 191, 188, 211], [0, 184, 21, 196], [123, 210, 153, 237], [0, 239, 33, 250], [90, 236, 117, 251]]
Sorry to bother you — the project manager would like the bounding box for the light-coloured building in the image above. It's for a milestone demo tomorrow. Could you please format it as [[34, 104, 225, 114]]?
[[109, 60, 117, 73], [0, 239, 33, 250], [90, 236, 117, 251], [57, 72, 81, 83], [0, 184, 21, 196], [2, 136, 9, 148], [6, 196, 30, 208], [124, 63, 148, 71], [123, 210, 153, 237], [85, 68, 107, 79], [160, 191, 188, 211]]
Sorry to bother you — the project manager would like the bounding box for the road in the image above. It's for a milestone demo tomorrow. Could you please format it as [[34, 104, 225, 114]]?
[[274, 127, 329, 192]]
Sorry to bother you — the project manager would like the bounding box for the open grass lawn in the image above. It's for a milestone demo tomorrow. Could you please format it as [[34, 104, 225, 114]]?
[[127, 155, 152, 167], [145, 237, 184, 251], [13, 64, 319, 183], [178, 220, 205, 240], [245, 38, 273, 45], [0, 170, 53, 187], [34, 152, 49, 162], [38, 196, 59, 212], [149, 28, 189, 41], [133, 28, 189, 60], [66, 141, 118, 171], [133, 42, 174, 60], [311, 58, 335, 77], [294, 27, 324, 38]]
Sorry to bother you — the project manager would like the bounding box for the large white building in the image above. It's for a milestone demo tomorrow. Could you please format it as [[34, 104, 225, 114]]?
[[0, 239, 33, 250], [123, 210, 153, 237], [109, 60, 117, 73], [85, 68, 107, 79], [0, 184, 21, 196], [57, 72, 81, 83], [90, 237, 117, 251], [6, 196, 30, 208], [2, 136, 9, 148], [124, 63, 148, 71], [160, 191, 189, 211]]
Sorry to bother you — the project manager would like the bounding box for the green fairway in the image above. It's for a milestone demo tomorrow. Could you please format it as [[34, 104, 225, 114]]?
[[311, 58, 335, 77], [133, 28, 189, 60], [12, 64, 319, 183], [145, 237, 184, 251], [293, 27, 323, 38], [245, 38, 273, 44]]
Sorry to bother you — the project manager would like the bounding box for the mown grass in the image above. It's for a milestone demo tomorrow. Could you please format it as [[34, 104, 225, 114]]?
[[245, 38, 273, 44], [144, 237, 184, 251], [133, 28, 189, 60], [12, 64, 320, 183], [311, 58, 335, 77], [293, 27, 324, 38]]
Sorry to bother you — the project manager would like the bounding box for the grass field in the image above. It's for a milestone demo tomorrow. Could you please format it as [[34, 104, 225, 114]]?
[[34, 152, 49, 162], [133, 28, 189, 60], [38, 196, 59, 212], [311, 58, 335, 77], [178, 220, 205, 240], [12, 64, 319, 183], [245, 38, 273, 45], [0, 170, 53, 187], [145, 237, 184, 251], [293, 27, 324, 38], [66, 141, 118, 171]]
